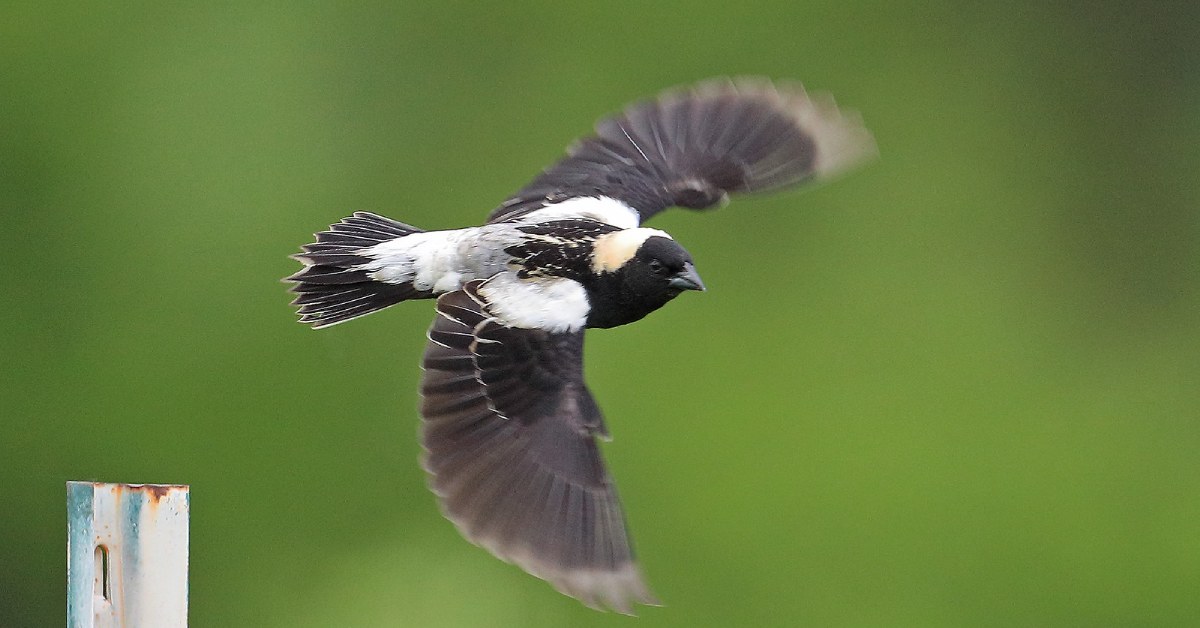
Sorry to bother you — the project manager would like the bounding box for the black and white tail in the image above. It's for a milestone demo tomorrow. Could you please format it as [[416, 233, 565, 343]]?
[[286, 212, 433, 328]]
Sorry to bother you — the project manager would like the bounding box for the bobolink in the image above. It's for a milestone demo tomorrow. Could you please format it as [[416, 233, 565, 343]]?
[[286, 77, 874, 613]]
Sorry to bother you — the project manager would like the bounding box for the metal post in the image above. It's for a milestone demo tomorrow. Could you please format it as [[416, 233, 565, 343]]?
[[67, 482, 190, 627]]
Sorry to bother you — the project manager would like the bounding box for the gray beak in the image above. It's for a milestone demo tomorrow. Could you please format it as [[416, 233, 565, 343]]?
[[667, 262, 706, 292]]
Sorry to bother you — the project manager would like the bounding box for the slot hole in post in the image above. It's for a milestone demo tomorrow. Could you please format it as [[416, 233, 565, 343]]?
[[94, 545, 110, 601]]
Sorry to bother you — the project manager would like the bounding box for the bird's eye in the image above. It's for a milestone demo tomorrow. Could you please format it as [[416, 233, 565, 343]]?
[[648, 259, 666, 275]]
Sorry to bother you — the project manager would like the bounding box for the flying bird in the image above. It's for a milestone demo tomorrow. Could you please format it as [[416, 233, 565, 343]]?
[[286, 77, 874, 613]]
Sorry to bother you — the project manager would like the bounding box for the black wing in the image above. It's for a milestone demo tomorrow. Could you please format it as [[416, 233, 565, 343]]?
[[488, 76, 875, 224], [419, 281, 657, 613]]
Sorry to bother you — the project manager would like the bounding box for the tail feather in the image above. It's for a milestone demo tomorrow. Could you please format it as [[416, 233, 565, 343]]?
[[294, 211, 423, 260], [286, 212, 434, 328], [290, 281, 434, 328]]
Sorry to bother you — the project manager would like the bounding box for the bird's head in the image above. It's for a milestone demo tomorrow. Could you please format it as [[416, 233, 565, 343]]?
[[586, 228, 705, 328]]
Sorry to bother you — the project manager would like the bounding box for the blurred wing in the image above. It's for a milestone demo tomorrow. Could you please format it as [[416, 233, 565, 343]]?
[[419, 280, 658, 613], [488, 76, 876, 225]]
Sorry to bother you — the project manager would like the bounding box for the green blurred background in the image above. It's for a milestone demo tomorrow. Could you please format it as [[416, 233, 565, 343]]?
[[3, 2, 1198, 626]]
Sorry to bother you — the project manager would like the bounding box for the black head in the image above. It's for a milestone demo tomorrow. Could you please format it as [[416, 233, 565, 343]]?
[[586, 231, 704, 329], [626, 235, 704, 295]]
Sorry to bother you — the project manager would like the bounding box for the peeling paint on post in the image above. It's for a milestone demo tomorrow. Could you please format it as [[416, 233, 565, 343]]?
[[67, 482, 190, 628]]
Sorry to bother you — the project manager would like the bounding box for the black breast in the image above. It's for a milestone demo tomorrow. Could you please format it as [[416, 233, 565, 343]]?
[[582, 271, 676, 329]]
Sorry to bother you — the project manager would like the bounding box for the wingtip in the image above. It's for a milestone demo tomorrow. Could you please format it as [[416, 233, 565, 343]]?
[[805, 112, 876, 182], [549, 562, 661, 615], [746, 77, 878, 181], [468, 528, 662, 615], [418, 455, 661, 614], [666, 76, 879, 182]]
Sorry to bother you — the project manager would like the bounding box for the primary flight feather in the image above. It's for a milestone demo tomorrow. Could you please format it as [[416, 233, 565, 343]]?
[[286, 77, 875, 613]]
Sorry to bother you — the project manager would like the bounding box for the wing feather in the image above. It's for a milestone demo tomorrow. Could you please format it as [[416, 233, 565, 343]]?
[[419, 281, 657, 613], [488, 76, 875, 225]]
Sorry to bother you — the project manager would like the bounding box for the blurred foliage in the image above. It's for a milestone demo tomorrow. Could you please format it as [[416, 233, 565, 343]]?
[[2, 2, 1199, 626]]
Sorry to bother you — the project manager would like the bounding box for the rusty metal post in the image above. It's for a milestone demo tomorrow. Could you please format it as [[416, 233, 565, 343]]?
[[67, 482, 190, 628]]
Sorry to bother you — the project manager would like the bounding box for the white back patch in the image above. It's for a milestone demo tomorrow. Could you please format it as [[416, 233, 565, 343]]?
[[476, 273, 589, 333], [357, 227, 520, 294], [517, 196, 640, 229], [591, 228, 672, 274]]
